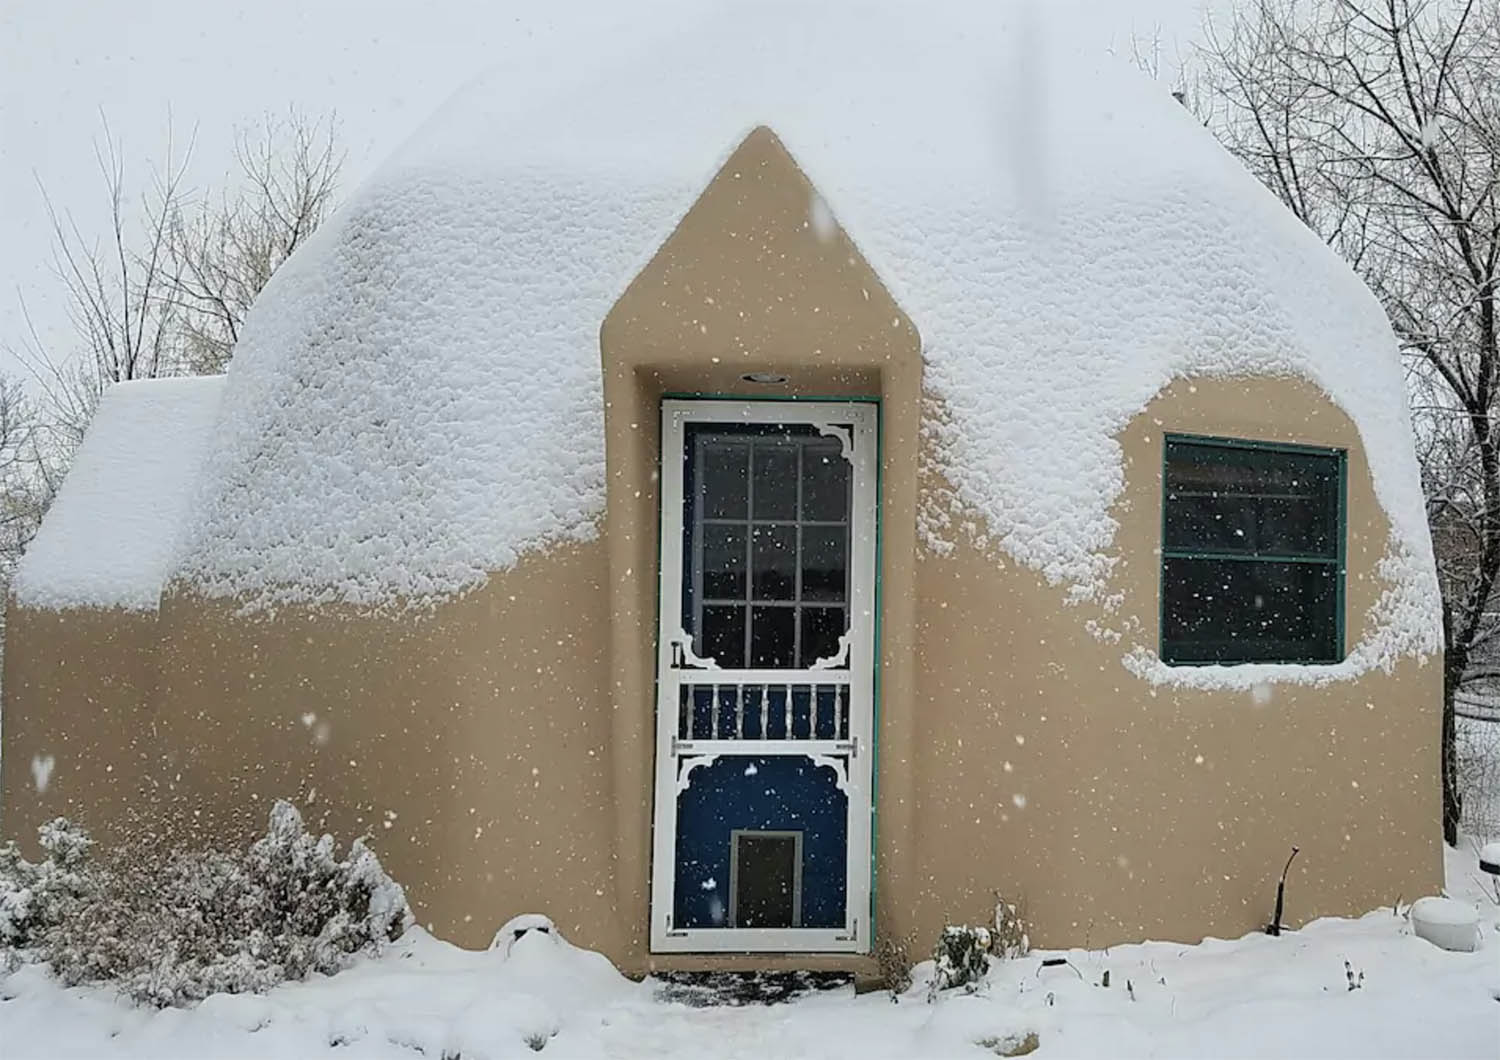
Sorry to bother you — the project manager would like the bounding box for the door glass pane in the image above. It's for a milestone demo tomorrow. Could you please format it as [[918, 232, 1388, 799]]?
[[801, 442, 849, 521], [800, 525, 847, 602], [701, 525, 746, 599], [701, 442, 749, 519], [752, 524, 796, 600], [685, 422, 863, 674], [752, 444, 798, 520], [701, 605, 746, 667], [751, 606, 796, 667], [800, 607, 846, 667]]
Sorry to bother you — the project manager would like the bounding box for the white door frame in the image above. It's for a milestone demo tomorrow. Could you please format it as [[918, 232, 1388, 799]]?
[[650, 399, 877, 954]]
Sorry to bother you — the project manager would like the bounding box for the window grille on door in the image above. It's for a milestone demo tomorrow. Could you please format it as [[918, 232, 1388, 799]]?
[[676, 424, 853, 744]]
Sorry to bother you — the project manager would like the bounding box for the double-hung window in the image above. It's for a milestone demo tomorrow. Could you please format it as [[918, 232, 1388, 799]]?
[[1161, 434, 1346, 665]]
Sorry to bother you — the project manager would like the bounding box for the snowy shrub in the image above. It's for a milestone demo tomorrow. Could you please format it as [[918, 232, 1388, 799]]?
[[991, 895, 1030, 960], [875, 930, 915, 1000], [928, 925, 992, 999], [0, 818, 98, 953], [0, 801, 409, 1007]]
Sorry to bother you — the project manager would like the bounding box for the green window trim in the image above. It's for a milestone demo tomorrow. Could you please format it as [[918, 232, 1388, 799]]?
[[1159, 432, 1347, 666]]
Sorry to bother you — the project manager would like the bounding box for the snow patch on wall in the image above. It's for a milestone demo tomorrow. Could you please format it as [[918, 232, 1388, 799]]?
[[14, 376, 226, 612]]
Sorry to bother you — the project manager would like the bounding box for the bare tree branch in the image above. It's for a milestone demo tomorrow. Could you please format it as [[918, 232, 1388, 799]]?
[[1195, 0, 1500, 845]]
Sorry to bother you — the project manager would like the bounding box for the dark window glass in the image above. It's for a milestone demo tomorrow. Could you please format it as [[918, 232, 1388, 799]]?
[[1165, 443, 1339, 558], [752, 444, 798, 520], [1162, 558, 1338, 663], [751, 524, 796, 600], [701, 524, 746, 599], [700, 605, 746, 667], [700, 442, 748, 519], [685, 422, 857, 672], [751, 605, 796, 668], [800, 525, 847, 602], [800, 606, 846, 667], [801, 442, 849, 521], [1162, 437, 1344, 665]]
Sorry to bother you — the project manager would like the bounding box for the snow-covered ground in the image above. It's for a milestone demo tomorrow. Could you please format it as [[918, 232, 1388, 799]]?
[[2, 843, 1496, 1060]]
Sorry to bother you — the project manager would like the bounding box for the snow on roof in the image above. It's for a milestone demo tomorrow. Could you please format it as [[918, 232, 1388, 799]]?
[[153, 1, 1440, 677], [14, 376, 226, 612]]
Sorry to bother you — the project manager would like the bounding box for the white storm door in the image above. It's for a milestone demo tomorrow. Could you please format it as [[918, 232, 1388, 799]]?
[[649, 399, 877, 954]]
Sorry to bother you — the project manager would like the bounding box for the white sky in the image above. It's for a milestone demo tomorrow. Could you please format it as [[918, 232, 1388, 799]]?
[[0, 0, 1222, 378]]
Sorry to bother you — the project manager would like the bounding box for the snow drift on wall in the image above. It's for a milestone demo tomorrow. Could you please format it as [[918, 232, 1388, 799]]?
[[14, 376, 226, 612], [34, 2, 1437, 679]]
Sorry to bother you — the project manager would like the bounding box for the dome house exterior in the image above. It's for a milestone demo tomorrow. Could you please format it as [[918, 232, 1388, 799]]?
[[2, 3, 1443, 973]]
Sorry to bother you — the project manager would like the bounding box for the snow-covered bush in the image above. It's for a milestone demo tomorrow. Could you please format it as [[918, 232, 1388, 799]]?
[[875, 930, 916, 1000], [0, 818, 98, 963], [929, 925, 992, 999], [0, 801, 409, 1006], [991, 895, 1030, 960]]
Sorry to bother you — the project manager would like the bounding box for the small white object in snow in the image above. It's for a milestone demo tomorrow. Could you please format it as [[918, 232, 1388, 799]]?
[[1409, 896, 1479, 953], [30, 754, 55, 793], [1478, 843, 1500, 876], [491, 912, 559, 954]]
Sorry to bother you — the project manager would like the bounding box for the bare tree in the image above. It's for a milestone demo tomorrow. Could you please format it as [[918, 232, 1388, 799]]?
[[3, 111, 342, 576], [15, 122, 192, 449], [166, 111, 343, 374], [0, 379, 60, 654], [11, 111, 343, 436], [1196, 0, 1500, 844], [0, 380, 51, 572]]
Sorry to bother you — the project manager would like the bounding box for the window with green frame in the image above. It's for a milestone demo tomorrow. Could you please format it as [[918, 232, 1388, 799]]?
[[1161, 434, 1346, 665]]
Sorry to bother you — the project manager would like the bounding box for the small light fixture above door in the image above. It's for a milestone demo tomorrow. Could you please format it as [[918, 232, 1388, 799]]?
[[742, 371, 789, 385]]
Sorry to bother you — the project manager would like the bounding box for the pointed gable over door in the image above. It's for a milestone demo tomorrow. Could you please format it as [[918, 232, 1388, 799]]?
[[602, 125, 920, 385]]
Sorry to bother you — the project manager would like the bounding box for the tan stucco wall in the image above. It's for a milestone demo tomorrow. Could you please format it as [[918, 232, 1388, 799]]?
[[147, 541, 622, 952], [0, 124, 1441, 974], [1, 608, 162, 853], [909, 376, 1442, 948], [3, 545, 625, 955]]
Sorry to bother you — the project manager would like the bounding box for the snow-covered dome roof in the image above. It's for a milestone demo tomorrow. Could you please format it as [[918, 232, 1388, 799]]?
[[124, 1, 1433, 667]]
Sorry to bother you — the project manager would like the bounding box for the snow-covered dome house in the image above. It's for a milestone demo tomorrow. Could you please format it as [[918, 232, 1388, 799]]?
[[3, 3, 1443, 971]]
